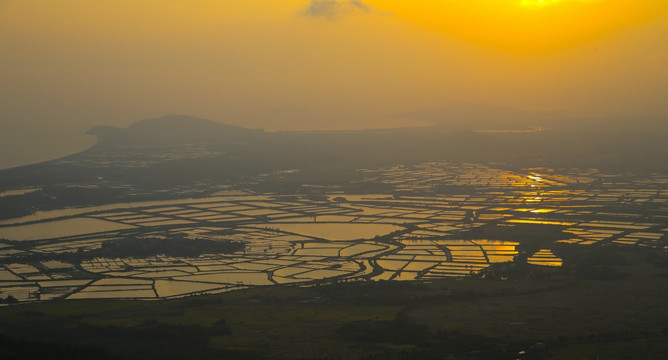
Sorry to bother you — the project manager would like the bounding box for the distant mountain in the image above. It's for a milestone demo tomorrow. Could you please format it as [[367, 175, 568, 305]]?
[[88, 115, 264, 146], [2, 111, 668, 196]]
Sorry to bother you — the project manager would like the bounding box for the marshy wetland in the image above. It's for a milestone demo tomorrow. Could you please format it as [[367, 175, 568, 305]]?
[[1, 162, 666, 302]]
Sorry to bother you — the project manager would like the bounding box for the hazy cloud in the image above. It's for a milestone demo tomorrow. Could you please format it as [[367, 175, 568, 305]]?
[[301, 0, 373, 20]]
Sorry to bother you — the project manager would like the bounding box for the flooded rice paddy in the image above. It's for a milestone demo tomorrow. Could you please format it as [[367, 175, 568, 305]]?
[[0, 218, 136, 241], [0, 162, 667, 302]]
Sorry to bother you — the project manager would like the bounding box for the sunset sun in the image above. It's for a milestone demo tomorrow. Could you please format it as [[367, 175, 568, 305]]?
[[379, 0, 668, 52], [520, 0, 593, 7]]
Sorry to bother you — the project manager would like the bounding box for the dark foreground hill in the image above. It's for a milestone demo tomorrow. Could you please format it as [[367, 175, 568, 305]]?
[[1, 246, 667, 360]]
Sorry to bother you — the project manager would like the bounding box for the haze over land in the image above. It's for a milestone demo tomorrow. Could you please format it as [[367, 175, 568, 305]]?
[[2, 0, 668, 168], [2, 3, 668, 358]]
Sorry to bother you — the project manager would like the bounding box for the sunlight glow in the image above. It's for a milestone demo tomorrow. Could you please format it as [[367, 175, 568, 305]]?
[[377, 0, 668, 52], [520, 0, 600, 7]]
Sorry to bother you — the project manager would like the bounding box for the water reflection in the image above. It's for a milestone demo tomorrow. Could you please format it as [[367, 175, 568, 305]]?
[[267, 223, 403, 241], [1, 164, 667, 302], [527, 249, 563, 267], [0, 218, 136, 241]]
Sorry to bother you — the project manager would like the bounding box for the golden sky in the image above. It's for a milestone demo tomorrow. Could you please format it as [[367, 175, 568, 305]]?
[[1, 0, 667, 167], [385, 0, 668, 52]]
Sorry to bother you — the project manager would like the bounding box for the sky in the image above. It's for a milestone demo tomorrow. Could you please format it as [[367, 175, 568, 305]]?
[[1, 0, 668, 168]]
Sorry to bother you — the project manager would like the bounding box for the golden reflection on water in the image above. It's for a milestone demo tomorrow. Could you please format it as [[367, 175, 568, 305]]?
[[0, 218, 136, 241], [527, 249, 563, 267], [507, 219, 576, 226], [267, 223, 403, 241]]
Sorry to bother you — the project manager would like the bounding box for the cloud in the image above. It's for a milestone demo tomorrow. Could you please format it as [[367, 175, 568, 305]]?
[[300, 0, 373, 20]]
